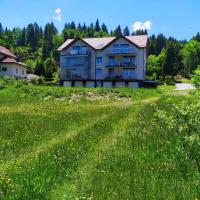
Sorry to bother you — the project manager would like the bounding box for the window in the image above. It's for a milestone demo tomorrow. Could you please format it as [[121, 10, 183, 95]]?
[[22, 70, 24, 75], [96, 69, 102, 77], [72, 46, 80, 50], [123, 69, 135, 79], [120, 44, 129, 49], [96, 57, 102, 64], [123, 56, 136, 65], [120, 44, 129, 53], [108, 68, 115, 78], [16, 68, 18, 73], [2, 67, 7, 72]]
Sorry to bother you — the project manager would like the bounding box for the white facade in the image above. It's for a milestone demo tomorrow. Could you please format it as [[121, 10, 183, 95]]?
[[0, 63, 27, 79]]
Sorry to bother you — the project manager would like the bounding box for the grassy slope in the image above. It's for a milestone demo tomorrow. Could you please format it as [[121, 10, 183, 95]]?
[[0, 85, 198, 199]]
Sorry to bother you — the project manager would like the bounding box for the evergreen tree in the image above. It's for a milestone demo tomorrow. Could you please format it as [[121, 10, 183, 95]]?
[[82, 23, 87, 32], [0, 23, 4, 36], [148, 34, 157, 55], [95, 19, 101, 32], [44, 54, 56, 78], [113, 25, 122, 36], [193, 32, 200, 42], [77, 23, 82, 31], [123, 26, 130, 36], [34, 59, 45, 76], [70, 22, 76, 29], [101, 23, 108, 34], [156, 33, 166, 55], [162, 42, 180, 76], [26, 23, 35, 49]]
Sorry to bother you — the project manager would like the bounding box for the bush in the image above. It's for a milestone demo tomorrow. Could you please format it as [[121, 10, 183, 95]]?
[[192, 66, 200, 89], [30, 78, 38, 85], [38, 76, 45, 85], [165, 76, 175, 85]]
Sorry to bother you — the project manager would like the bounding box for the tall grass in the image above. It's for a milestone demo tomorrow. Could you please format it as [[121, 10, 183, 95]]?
[[0, 82, 199, 199]]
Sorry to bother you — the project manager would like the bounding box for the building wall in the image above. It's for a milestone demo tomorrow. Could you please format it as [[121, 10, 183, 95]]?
[[60, 38, 146, 81], [0, 63, 27, 78], [60, 40, 96, 79]]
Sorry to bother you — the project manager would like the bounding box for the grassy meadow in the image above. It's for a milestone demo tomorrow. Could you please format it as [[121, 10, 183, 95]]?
[[0, 79, 199, 199]]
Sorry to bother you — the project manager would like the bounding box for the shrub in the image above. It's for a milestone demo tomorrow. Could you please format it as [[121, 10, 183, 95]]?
[[192, 66, 200, 89], [38, 76, 45, 85], [165, 76, 175, 85], [30, 78, 38, 85]]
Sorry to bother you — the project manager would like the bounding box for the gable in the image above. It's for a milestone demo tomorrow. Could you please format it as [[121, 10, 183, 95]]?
[[60, 39, 95, 55], [102, 37, 139, 51]]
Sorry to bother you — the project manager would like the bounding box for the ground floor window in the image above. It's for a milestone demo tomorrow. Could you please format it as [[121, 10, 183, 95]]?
[[2, 67, 7, 72], [123, 69, 136, 79], [96, 69, 103, 78]]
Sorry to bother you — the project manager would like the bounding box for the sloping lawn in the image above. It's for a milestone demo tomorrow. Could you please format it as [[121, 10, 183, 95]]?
[[0, 84, 199, 199]]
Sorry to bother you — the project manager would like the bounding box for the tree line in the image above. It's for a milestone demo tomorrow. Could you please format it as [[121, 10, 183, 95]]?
[[0, 19, 200, 80]]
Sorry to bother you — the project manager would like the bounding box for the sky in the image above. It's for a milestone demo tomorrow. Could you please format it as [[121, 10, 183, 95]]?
[[0, 0, 200, 40]]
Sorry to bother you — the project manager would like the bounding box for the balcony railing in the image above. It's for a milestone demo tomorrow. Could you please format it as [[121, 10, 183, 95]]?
[[105, 75, 137, 80], [66, 62, 89, 67], [105, 61, 136, 68], [106, 48, 137, 54], [68, 49, 90, 56]]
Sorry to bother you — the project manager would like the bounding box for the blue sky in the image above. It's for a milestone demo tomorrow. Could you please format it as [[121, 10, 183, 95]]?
[[0, 0, 199, 40]]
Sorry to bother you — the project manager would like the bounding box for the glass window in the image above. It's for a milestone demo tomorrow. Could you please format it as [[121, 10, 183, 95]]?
[[72, 46, 80, 50], [123, 69, 135, 79], [109, 56, 115, 66], [22, 70, 24, 75], [120, 44, 129, 49], [16, 68, 18, 73], [2, 67, 7, 72], [96, 69, 102, 76], [96, 57, 102, 64], [123, 56, 136, 65]]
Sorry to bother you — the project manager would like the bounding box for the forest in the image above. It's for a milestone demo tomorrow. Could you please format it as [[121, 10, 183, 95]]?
[[0, 19, 200, 80]]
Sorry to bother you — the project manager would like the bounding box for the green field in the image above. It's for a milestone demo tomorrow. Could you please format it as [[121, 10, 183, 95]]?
[[0, 81, 199, 199]]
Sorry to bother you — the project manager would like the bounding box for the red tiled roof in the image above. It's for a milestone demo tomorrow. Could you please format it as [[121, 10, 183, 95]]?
[[0, 46, 17, 58], [1, 57, 28, 67], [58, 35, 148, 51]]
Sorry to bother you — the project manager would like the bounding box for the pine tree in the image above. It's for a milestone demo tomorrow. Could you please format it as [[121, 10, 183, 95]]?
[[0, 23, 4, 36], [95, 19, 101, 32], [34, 59, 45, 76], [101, 23, 108, 33], [113, 25, 122, 36], [82, 23, 87, 32], [156, 34, 166, 55], [70, 22, 76, 30], [123, 26, 130, 36]]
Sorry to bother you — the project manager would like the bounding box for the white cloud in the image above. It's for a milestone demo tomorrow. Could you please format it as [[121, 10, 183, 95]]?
[[132, 20, 152, 31], [54, 8, 62, 22]]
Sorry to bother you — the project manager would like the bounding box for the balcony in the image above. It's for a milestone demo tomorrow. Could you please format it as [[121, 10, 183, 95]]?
[[68, 49, 90, 56], [105, 74, 137, 80], [106, 48, 137, 55], [66, 62, 90, 68], [105, 61, 136, 68]]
